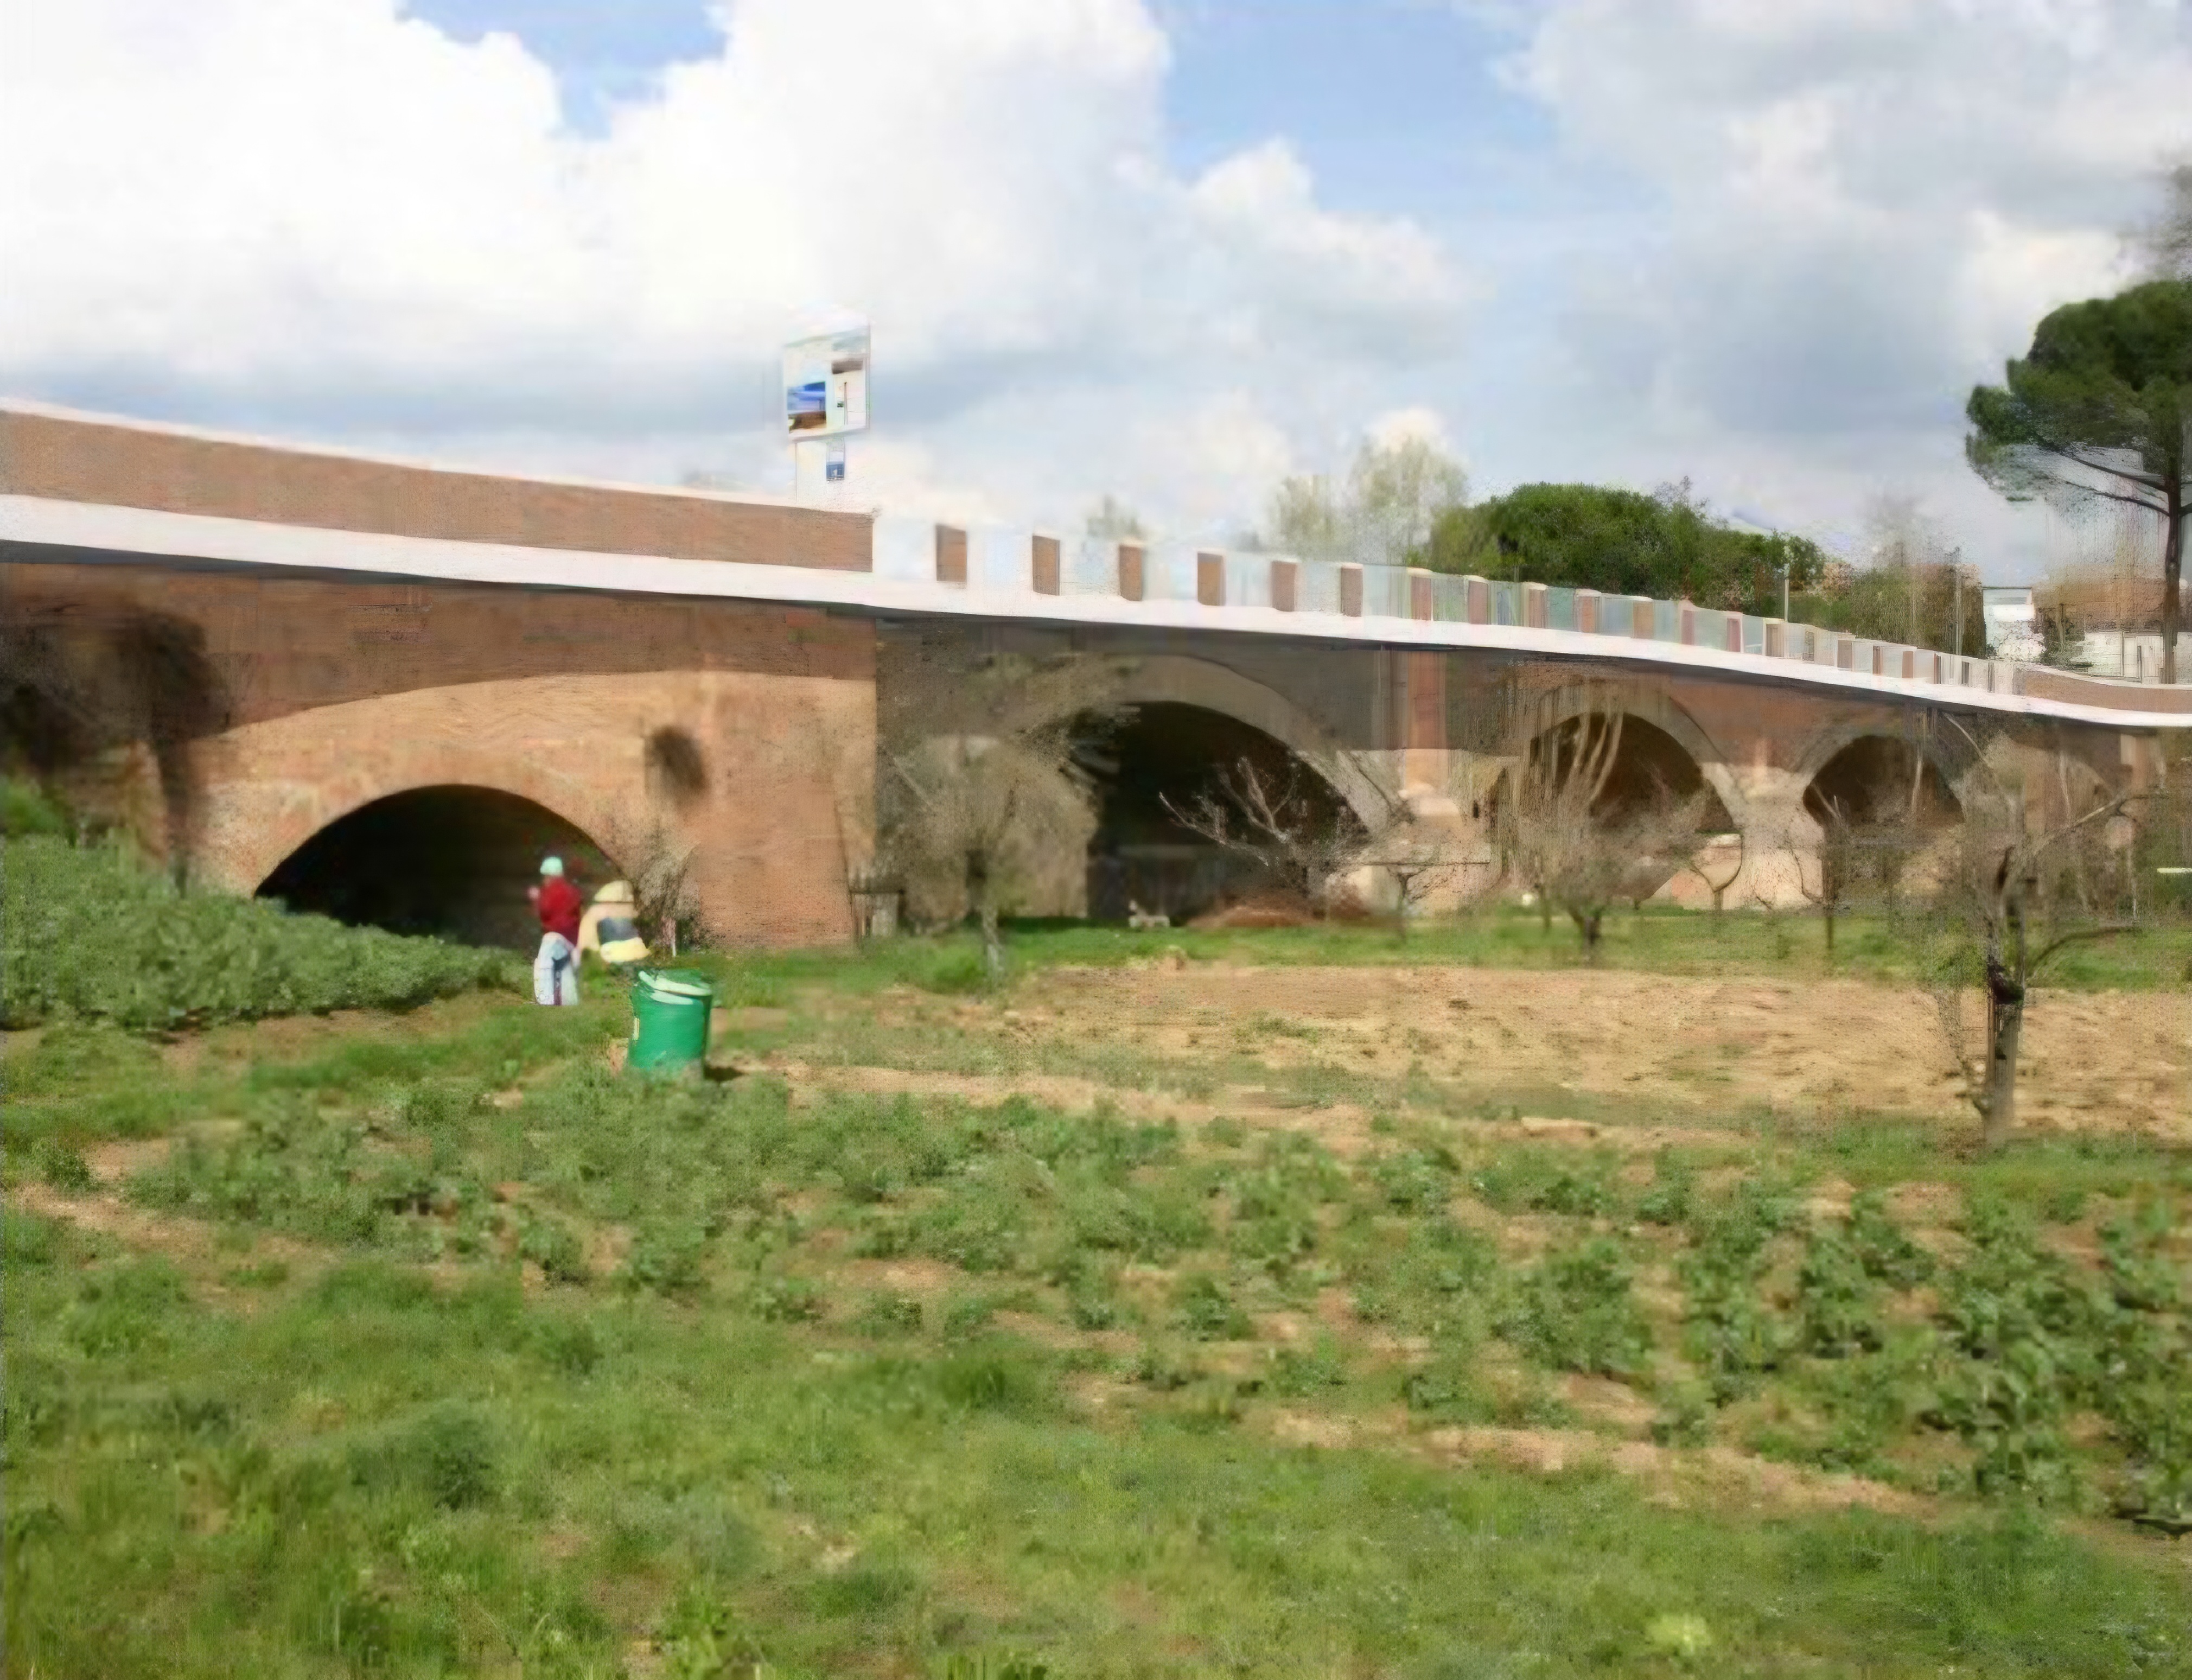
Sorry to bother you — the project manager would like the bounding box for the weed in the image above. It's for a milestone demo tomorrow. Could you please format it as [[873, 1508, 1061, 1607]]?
[[1173, 1271, 1252, 1341], [1500, 1238, 1653, 1379], [1795, 1226, 1885, 1358], [855, 1293, 927, 1338], [748, 1272, 826, 1323], [34, 1140, 94, 1193]]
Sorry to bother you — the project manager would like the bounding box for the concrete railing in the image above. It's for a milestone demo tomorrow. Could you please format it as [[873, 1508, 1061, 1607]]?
[[874, 517, 2192, 715]]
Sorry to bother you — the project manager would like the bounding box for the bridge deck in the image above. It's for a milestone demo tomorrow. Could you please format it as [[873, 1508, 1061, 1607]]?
[[4, 398, 2187, 731]]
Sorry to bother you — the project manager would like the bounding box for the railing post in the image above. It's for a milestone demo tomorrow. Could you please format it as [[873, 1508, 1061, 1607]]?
[[1463, 574, 1489, 624], [1117, 543, 1144, 602], [935, 525, 967, 586], [1410, 569, 1436, 621], [1763, 618, 1786, 658], [1679, 603, 1697, 646], [1836, 634, 1855, 671], [1629, 596, 1654, 638], [1340, 564, 1363, 618], [1270, 558, 1297, 613], [1576, 588, 1601, 633], [1031, 534, 1061, 595], [1523, 582, 1547, 629], [1196, 550, 1225, 607]]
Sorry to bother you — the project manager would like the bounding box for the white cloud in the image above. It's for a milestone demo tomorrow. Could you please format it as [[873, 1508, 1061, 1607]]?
[[1486, 0, 2192, 572], [0, 0, 1469, 534]]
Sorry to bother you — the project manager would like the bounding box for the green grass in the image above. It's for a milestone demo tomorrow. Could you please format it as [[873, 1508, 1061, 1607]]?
[[10, 1201, 2190, 1679], [8, 871, 2192, 1675], [3, 835, 518, 1030]]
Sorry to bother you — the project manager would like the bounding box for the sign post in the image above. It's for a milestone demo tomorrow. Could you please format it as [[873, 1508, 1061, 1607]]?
[[783, 326, 870, 506]]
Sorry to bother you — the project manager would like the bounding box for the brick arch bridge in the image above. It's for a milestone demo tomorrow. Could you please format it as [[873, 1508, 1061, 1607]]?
[[4, 399, 2184, 945]]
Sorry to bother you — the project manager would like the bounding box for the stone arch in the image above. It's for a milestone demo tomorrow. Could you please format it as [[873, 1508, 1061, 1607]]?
[[1512, 680, 1744, 833], [255, 782, 622, 949], [1789, 714, 1982, 817], [1078, 654, 1394, 831], [1798, 733, 1966, 832]]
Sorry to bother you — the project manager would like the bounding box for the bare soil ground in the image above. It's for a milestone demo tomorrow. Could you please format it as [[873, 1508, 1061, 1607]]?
[[949, 964, 2192, 1139]]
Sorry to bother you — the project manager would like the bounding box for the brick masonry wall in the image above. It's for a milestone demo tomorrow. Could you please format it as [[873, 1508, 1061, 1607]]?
[[3, 558, 878, 950], [1, 409, 874, 571]]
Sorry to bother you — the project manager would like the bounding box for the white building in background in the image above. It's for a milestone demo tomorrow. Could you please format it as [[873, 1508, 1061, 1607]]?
[[2070, 629, 2171, 684], [1981, 586, 2044, 665]]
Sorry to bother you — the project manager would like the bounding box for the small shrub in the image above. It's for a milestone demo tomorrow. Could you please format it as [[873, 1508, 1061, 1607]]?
[[64, 1258, 188, 1357], [934, 1346, 1052, 1416], [1172, 1271, 1251, 1341], [749, 1272, 827, 1323], [536, 1316, 604, 1378], [35, 1140, 95, 1194], [854, 1292, 926, 1338], [1847, 1189, 1933, 1289], [365, 1404, 500, 1510], [940, 1293, 999, 1340], [1374, 1147, 1457, 1214], [518, 1216, 590, 1285], [1400, 1353, 1496, 1423], [1650, 1388, 1713, 1448], [622, 1223, 710, 1298], [1635, 1154, 1695, 1227], [1500, 1238, 1653, 1379], [1130, 1344, 1201, 1392], [1265, 1339, 1348, 1398], [1795, 1226, 1884, 1357]]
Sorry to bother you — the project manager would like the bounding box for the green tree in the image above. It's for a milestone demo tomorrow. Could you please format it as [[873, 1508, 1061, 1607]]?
[[1425, 481, 1827, 615], [1966, 279, 2191, 682]]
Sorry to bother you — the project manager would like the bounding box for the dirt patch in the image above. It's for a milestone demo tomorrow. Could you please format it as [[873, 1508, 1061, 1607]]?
[[8, 1182, 318, 1286], [1016, 965, 2190, 1140]]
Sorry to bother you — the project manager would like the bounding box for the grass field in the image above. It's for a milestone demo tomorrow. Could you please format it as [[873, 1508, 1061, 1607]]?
[[4, 912, 2192, 1675], [7, 902, 2191, 1677]]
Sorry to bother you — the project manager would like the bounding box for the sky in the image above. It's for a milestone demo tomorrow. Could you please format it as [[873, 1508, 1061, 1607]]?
[[2, 0, 2188, 579]]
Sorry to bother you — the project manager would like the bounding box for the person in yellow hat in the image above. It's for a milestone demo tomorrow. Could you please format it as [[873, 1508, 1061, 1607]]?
[[579, 879, 650, 971]]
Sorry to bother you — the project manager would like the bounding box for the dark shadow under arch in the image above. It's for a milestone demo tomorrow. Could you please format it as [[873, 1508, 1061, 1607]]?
[[1526, 714, 1735, 832], [257, 785, 619, 950], [1804, 735, 1962, 831], [1072, 702, 1361, 922]]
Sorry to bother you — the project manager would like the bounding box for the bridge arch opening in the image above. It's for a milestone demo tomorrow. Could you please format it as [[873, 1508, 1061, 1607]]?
[[1802, 736, 1962, 831], [1521, 713, 1735, 832], [257, 785, 619, 951], [1073, 702, 1362, 923]]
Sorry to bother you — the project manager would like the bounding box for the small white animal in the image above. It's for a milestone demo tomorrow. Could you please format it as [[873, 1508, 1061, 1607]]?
[[1126, 900, 1171, 931]]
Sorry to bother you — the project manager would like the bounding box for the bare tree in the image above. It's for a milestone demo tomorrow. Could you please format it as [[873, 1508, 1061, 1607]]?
[[1785, 797, 1861, 958], [880, 648, 1131, 981], [1162, 758, 1370, 920], [1256, 433, 1469, 568], [1902, 727, 2148, 1152], [1500, 704, 1710, 958], [1677, 826, 1747, 919]]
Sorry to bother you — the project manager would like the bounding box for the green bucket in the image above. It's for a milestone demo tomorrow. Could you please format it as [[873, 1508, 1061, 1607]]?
[[628, 968, 715, 1076]]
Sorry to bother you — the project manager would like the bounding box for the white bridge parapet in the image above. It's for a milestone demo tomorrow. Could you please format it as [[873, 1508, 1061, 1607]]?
[[870, 514, 2192, 731]]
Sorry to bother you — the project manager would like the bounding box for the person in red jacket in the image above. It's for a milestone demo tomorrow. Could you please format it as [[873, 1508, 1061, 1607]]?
[[527, 856, 583, 1006]]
